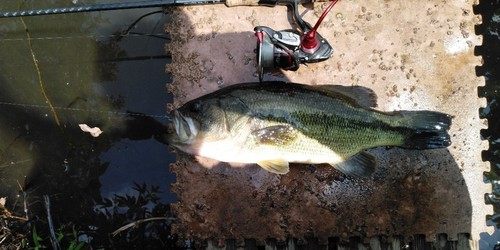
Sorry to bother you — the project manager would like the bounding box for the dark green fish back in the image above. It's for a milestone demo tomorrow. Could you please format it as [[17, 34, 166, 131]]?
[[221, 82, 451, 156]]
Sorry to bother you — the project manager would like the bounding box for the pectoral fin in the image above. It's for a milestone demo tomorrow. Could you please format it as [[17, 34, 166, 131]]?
[[331, 152, 376, 177], [252, 125, 297, 146], [257, 159, 290, 174]]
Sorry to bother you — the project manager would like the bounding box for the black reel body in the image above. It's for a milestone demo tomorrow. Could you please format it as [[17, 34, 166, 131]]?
[[255, 26, 333, 81], [254, 0, 339, 81]]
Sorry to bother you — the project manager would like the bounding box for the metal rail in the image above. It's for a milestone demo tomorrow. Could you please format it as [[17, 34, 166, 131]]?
[[0, 0, 223, 18]]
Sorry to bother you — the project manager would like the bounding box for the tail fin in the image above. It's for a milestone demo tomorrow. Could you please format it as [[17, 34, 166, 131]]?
[[397, 111, 452, 149]]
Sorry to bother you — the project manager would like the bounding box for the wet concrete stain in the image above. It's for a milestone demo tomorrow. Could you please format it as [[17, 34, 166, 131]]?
[[170, 148, 471, 246], [165, 0, 490, 246]]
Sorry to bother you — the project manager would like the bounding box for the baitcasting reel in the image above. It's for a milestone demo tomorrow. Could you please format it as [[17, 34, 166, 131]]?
[[254, 0, 339, 81]]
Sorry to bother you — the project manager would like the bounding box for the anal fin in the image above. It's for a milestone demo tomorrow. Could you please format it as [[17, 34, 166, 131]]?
[[331, 152, 376, 177], [257, 159, 290, 174]]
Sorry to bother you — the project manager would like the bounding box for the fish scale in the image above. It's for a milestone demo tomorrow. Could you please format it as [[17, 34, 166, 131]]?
[[167, 82, 452, 176], [228, 83, 429, 152], [166, 0, 490, 246], [292, 113, 406, 154]]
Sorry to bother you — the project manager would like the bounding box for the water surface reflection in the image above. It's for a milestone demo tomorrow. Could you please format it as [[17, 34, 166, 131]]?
[[0, 0, 176, 248]]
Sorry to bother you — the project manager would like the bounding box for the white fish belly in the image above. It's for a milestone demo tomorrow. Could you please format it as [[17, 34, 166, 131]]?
[[196, 135, 345, 165]]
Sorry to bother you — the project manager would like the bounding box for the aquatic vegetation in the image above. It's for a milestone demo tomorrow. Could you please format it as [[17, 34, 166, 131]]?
[[0, 183, 179, 249]]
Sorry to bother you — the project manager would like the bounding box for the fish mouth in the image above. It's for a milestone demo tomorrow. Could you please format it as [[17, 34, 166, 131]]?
[[173, 110, 199, 143]]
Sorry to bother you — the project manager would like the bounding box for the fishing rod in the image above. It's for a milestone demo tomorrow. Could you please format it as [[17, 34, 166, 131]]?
[[0, 0, 319, 18], [0, 0, 213, 18], [0, 0, 339, 80]]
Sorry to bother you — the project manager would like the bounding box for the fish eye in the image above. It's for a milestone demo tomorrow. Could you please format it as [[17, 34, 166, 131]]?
[[190, 102, 202, 112]]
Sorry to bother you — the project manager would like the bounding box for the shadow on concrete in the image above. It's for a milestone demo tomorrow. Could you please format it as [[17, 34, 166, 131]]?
[[165, 5, 473, 248]]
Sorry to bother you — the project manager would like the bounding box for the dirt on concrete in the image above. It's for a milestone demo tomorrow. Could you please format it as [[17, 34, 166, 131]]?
[[171, 149, 471, 246], [165, 0, 491, 246]]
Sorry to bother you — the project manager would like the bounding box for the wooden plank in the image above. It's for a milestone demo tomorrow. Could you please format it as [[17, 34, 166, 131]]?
[[226, 239, 237, 250], [265, 238, 276, 250], [213, 235, 480, 250], [457, 233, 472, 250], [370, 237, 382, 250], [288, 238, 297, 250], [327, 237, 339, 250], [411, 235, 430, 250], [391, 236, 402, 250], [244, 239, 259, 250], [433, 234, 449, 250]]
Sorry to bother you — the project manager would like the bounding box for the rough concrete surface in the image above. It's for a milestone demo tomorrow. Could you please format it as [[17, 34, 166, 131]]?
[[165, 0, 492, 246]]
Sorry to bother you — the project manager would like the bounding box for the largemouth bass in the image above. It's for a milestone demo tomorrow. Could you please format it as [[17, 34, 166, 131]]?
[[166, 82, 452, 177]]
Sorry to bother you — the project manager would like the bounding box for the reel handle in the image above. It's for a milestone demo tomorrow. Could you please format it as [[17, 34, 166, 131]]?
[[225, 0, 273, 6]]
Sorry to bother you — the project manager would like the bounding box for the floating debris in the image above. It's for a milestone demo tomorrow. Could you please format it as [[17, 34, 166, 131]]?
[[79, 124, 103, 137]]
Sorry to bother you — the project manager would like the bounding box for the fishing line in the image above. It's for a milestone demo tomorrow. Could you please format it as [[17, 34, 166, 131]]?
[[0, 5, 172, 122], [0, 101, 171, 120], [0, 159, 32, 169], [134, 11, 168, 49], [0, 9, 170, 42], [117, 10, 164, 41]]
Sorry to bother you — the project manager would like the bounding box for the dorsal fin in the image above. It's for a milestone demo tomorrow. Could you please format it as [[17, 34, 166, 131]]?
[[315, 85, 378, 108]]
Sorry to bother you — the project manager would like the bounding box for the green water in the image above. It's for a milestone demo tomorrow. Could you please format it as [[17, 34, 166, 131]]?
[[0, 0, 178, 248], [0, 0, 498, 249]]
